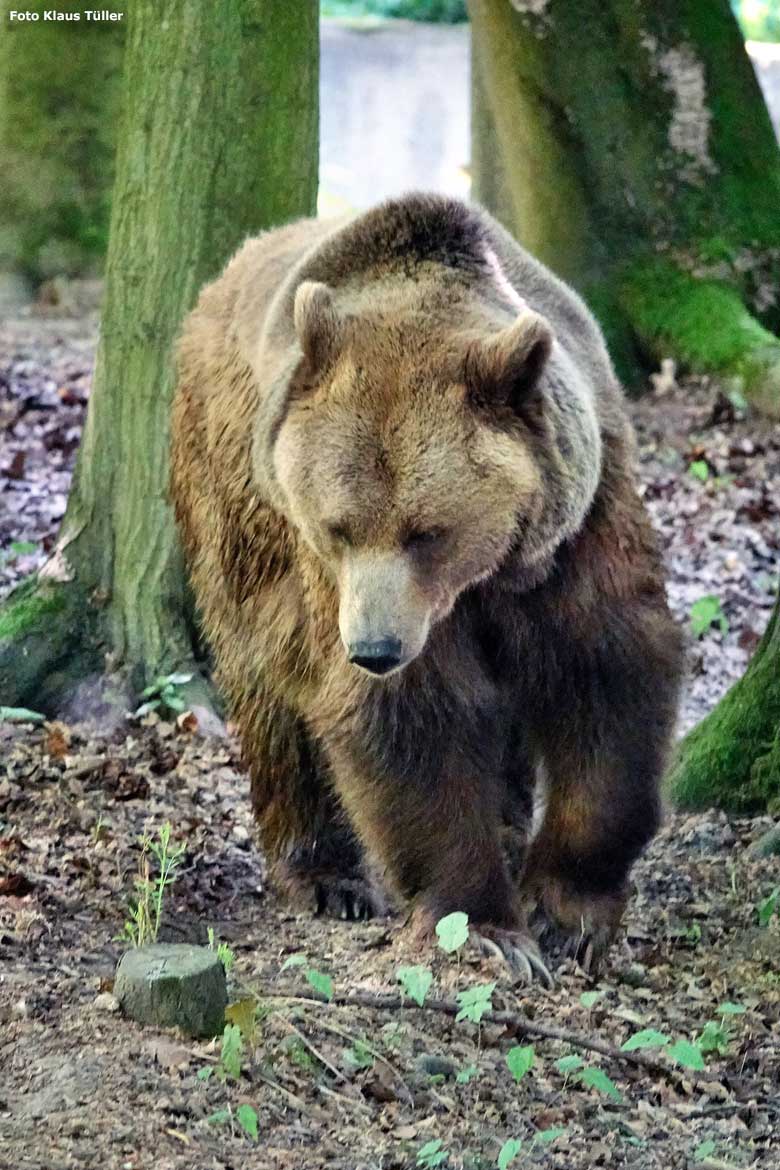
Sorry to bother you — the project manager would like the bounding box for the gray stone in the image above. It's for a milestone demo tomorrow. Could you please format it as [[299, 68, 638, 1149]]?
[[751, 824, 780, 858], [114, 944, 226, 1038]]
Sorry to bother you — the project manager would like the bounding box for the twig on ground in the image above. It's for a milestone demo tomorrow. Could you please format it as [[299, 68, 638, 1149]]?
[[262, 986, 720, 1093]]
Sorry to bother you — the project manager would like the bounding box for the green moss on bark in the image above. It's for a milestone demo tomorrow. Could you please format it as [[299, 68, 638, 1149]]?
[[668, 600, 780, 811], [622, 259, 780, 415]]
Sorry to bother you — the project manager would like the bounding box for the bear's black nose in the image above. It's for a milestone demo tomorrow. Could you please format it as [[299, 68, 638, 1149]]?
[[348, 638, 403, 675]]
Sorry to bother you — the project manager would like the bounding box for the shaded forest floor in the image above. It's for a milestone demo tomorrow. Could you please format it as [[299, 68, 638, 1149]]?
[[1, 310, 780, 1170]]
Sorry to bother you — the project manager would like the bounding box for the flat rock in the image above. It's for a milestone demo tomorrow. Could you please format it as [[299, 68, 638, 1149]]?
[[114, 943, 226, 1037]]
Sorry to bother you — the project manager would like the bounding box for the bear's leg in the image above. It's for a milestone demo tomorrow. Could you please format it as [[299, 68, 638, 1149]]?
[[241, 696, 386, 920], [329, 745, 551, 983], [524, 624, 678, 972]]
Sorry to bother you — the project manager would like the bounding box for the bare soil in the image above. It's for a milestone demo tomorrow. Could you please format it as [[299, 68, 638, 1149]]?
[[1, 309, 780, 1170]]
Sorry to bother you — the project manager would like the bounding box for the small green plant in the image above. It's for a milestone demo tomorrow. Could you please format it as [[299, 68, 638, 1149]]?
[[621, 1028, 671, 1052], [506, 1044, 534, 1081], [717, 1001, 745, 1016], [698, 1019, 730, 1056], [118, 822, 186, 947], [758, 886, 780, 926], [205, 1101, 259, 1141], [693, 1139, 717, 1161], [134, 671, 193, 717], [0, 540, 37, 564], [690, 595, 728, 638], [279, 954, 334, 1000], [455, 982, 495, 1024], [667, 1038, 705, 1070], [456, 1063, 479, 1084], [344, 1039, 375, 1070], [579, 989, 604, 1009], [578, 1066, 622, 1102], [417, 1138, 448, 1168], [497, 1138, 523, 1169], [198, 1022, 244, 1083], [397, 964, 432, 1007], [689, 459, 710, 483], [207, 927, 236, 973], [435, 911, 469, 954]]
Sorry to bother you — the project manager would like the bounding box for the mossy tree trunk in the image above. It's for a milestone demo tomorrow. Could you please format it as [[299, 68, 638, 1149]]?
[[469, 0, 780, 413], [668, 591, 780, 811], [0, 0, 125, 283], [0, 0, 319, 714]]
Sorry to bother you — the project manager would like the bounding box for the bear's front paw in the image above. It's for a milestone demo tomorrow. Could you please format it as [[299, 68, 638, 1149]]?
[[472, 924, 554, 988], [314, 874, 388, 921], [531, 880, 627, 976]]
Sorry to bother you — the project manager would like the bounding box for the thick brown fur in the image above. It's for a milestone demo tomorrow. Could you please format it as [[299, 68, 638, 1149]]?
[[171, 194, 682, 961]]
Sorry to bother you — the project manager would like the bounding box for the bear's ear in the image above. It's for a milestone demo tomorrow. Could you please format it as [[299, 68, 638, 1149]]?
[[464, 310, 553, 417], [293, 281, 342, 370]]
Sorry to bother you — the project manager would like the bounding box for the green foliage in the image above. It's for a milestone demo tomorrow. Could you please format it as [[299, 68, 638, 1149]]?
[[579, 990, 604, 1009], [621, 1029, 671, 1052], [497, 1138, 523, 1169], [321, 0, 467, 22], [536, 1128, 567, 1144], [667, 1038, 705, 1071], [694, 1139, 717, 1161], [344, 1039, 375, 1070], [731, 0, 780, 41], [690, 596, 729, 638], [235, 1103, 259, 1141], [506, 1045, 535, 1082], [0, 706, 46, 724], [305, 968, 334, 1002], [455, 982, 495, 1024], [577, 1066, 623, 1102], [207, 927, 236, 973], [134, 671, 193, 717], [555, 1054, 584, 1078], [397, 965, 433, 1007], [417, 1138, 448, 1167], [0, 541, 37, 565], [717, 1002, 745, 1016], [698, 1020, 731, 1056], [689, 460, 710, 483], [436, 911, 469, 954], [456, 1064, 479, 1084], [758, 887, 780, 926], [220, 1023, 244, 1080], [118, 822, 186, 947]]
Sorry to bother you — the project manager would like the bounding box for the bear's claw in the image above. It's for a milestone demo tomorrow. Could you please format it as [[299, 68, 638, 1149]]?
[[473, 927, 554, 988]]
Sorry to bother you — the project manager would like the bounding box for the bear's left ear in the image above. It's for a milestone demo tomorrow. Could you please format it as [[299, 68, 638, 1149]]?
[[463, 309, 553, 416], [293, 280, 343, 370]]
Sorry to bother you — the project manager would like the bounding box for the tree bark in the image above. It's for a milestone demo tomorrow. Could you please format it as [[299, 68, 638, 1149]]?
[[0, 0, 319, 713], [668, 593, 780, 812], [469, 0, 780, 413], [0, 0, 125, 282]]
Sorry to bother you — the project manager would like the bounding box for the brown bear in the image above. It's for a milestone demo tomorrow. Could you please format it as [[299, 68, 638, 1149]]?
[[171, 193, 682, 979]]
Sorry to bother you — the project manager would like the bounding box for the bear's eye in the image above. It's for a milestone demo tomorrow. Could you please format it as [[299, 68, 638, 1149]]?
[[403, 527, 446, 550], [327, 522, 353, 547]]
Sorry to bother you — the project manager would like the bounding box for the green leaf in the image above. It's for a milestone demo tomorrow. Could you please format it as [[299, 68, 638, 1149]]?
[[506, 1045, 535, 1082], [397, 964, 433, 1007], [690, 595, 728, 638], [164, 671, 194, 687], [235, 1104, 259, 1141], [456, 1064, 479, 1084], [305, 968, 333, 1002], [689, 460, 709, 483], [196, 1066, 213, 1081], [534, 1128, 567, 1145], [717, 1002, 745, 1016], [555, 1054, 584, 1075], [163, 693, 187, 712], [694, 1140, 716, 1161], [345, 1039, 375, 1070], [455, 981, 495, 1024], [220, 1023, 243, 1080], [280, 953, 307, 972], [578, 1066, 623, 1102], [668, 1038, 705, 1070], [0, 706, 46, 724], [497, 1138, 523, 1169], [579, 990, 604, 1009], [621, 1028, 671, 1051], [206, 1109, 231, 1126], [435, 911, 469, 954], [758, 887, 780, 927], [417, 1138, 448, 1167], [698, 1020, 730, 1056], [9, 541, 37, 556]]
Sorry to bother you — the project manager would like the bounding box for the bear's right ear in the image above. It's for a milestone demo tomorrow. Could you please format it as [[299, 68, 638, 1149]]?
[[293, 281, 342, 370], [464, 309, 553, 418]]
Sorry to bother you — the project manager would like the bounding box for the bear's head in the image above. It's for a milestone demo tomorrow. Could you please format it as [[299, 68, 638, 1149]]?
[[265, 279, 593, 677]]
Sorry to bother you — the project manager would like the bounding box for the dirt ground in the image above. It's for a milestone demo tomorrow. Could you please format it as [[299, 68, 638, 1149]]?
[[1, 309, 780, 1170]]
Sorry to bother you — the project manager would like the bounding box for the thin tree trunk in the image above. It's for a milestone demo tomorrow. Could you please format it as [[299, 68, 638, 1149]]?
[[0, 0, 125, 282], [0, 0, 319, 713], [668, 593, 780, 811], [469, 0, 780, 413]]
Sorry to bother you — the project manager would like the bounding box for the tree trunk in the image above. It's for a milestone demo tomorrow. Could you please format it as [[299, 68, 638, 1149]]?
[[668, 592, 780, 811], [0, 0, 125, 283], [0, 0, 319, 714], [469, 0, 780, 413]]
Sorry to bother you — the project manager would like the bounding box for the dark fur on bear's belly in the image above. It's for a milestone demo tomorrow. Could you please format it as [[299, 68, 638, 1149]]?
[[170, 194, 682, 971]]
